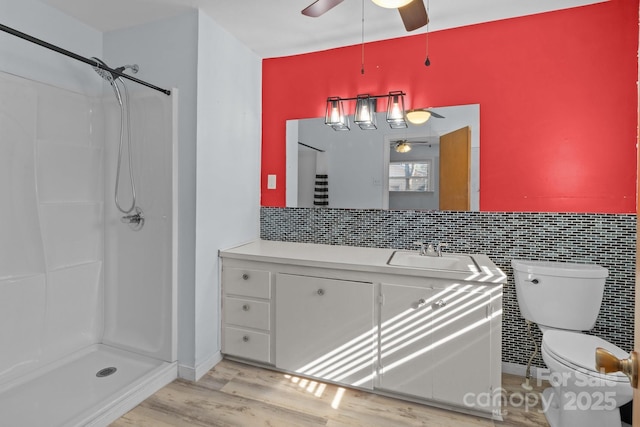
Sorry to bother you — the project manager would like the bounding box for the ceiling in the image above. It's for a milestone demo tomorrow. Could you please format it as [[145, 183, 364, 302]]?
[[37, 0, 607, 58]]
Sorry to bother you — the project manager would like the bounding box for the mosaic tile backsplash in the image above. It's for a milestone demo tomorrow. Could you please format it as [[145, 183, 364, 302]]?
[[261, 207, 636, 368]]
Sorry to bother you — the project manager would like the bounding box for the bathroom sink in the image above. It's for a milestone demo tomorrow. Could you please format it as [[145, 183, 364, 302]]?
[[387, 251, 480, 272]]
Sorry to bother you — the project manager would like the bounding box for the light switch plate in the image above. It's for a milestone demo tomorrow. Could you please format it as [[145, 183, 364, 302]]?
[[267, 174, 277, 189]]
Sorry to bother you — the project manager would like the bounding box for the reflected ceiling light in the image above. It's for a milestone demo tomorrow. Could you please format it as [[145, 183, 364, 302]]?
[[354, 94, 377, 130], [395, 141, 412, 153], [386, 91, 407, 129], [371, 0, 413, 8], [324, 97, 350, 131], [406, 109, 432, 125]]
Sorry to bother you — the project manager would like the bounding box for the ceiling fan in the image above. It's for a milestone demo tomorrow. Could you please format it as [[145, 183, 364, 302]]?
[[302, 0, 429, 32], [393, 138, 437, 153], [405, 108, 445, 125]]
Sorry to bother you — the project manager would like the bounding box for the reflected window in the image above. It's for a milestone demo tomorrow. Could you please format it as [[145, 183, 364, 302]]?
[[389, 160, 433, 192]]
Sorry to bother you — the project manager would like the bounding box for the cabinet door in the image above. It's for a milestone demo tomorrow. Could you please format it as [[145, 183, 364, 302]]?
[[275, 274, 375, 389], [378, 283, 437, 399], [430, 286, 495, 413], [379, 283, 495, 410]]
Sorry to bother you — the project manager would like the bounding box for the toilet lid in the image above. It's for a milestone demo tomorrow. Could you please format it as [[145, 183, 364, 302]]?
[[543, 330, 629, 381]]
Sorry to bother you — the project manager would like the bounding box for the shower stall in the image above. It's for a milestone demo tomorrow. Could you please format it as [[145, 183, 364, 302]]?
[[0, 28, 177, 427]]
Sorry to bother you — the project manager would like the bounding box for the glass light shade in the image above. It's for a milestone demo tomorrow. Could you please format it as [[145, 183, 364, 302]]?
[[386, 91, 407, 129], [395, 141, 412, 153], [331, 122, 350, 131], [406, 109, 432, 125], [325, 97, 350, 131], [371, 0, 413, 8], [354, 95, 377, 130]]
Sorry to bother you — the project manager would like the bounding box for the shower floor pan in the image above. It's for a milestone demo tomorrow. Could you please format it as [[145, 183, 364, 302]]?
[[0, 344, 177, 427]]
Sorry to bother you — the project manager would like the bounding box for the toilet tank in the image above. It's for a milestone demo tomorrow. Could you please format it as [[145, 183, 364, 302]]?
[[511, 260, 608, 331]]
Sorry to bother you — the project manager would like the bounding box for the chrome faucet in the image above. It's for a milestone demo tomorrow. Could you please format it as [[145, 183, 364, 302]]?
[[435, 242, 448, 257], [414, 241, 448, 257], [414, 241, 428, 256], [414, 241, 436, 256]]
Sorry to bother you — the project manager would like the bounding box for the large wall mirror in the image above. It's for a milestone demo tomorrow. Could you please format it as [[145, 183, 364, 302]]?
[[286, 104, 480, 211]]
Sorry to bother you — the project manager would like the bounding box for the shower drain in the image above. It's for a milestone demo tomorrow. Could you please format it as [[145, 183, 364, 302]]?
[[96, 367, 117, 378]]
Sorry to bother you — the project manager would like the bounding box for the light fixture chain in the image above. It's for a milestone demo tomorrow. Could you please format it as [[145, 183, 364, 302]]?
[[361, 0, 365, 74], [425, 0, 431, 66]]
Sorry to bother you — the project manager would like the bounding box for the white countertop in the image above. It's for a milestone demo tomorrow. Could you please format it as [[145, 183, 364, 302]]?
[[220, 240, 507, 284]]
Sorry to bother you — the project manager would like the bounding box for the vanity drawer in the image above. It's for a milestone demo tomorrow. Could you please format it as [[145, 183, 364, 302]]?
[[224, 297, 270, 330], [223, 327, 271, 363], [223, 267, 271, 299]]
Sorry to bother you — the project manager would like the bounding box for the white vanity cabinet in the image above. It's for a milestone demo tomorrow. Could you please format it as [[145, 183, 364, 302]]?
[[220, 240, 505, 419], [275, 274, 376, 389], [378, 282, 439, 398], [378, 282, 500, 414], [221, 263, 273, 364]]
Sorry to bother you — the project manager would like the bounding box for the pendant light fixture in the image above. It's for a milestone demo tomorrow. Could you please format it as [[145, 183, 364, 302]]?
[[354, 94, 377, 130], [386, 91, 407, 129], [324, 91, 407, 131], [371, 0, 413, 8], [406, 109, 432, 125], [324, 96, 350, 131]]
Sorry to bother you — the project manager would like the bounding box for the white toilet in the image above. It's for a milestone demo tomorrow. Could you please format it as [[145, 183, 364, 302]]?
[[512, 259, 632, 427]]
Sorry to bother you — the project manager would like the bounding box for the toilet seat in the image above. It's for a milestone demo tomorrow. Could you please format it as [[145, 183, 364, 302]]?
[[542, 330, 629, 383]]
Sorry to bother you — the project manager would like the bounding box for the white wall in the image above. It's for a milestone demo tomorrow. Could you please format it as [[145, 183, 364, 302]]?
[[0, 0, 102, 94], [195, 11, 261, 374], [296, 115, 389, 209], [104, 9, 261, 378]]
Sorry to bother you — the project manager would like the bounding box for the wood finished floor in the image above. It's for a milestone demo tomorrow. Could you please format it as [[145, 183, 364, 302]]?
[[111, 359, 549, 427]]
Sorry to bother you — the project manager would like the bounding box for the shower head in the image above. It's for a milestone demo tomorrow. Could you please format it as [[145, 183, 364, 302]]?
[[91, 57, 123, 106], [91, 57, 116, 83]]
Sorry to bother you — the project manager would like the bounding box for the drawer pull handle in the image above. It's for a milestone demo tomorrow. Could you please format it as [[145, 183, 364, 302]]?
[[242, 304, 250, 311], [242, 273, 250, 280], [317, 289, 325, 296], [434, 299, 447, 308], [417, 298, 426, 307], [242, 335, 250, 342]]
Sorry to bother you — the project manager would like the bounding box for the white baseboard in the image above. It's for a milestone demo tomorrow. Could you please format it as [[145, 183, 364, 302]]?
[[178, 351, 223, 382]]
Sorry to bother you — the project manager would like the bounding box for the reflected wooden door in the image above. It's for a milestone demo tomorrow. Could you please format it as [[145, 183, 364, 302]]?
[[439, 126, 471, 211]]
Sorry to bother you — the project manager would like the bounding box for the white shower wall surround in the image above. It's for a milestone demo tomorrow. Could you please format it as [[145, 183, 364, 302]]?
[[0, 72, 104, 375], [0, 70, 177, 426]]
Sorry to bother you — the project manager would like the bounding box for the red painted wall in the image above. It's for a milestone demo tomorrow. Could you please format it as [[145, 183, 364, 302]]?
[[262, 0, 638, 213]]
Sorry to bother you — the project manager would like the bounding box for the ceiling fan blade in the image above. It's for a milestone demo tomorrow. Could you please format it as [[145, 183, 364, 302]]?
[[398, 0, 429, 32], [427, 110, 445, 119], [302, 0, 345, 17]]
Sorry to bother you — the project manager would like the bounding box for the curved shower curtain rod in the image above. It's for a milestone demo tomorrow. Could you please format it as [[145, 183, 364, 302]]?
[[0, 22, 171, 96]]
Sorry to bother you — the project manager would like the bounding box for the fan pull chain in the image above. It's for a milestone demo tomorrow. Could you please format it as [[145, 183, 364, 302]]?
[[361, 0, 365, 74], [425, 0, 431, 66]]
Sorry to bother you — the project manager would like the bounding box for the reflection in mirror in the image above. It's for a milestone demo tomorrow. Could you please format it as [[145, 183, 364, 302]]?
[[286, 104, 479, 211]]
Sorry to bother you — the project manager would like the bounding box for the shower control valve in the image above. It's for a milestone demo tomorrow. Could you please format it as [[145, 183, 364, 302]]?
[[120, 207, 145, 231], [121, 213, 142, 224]]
